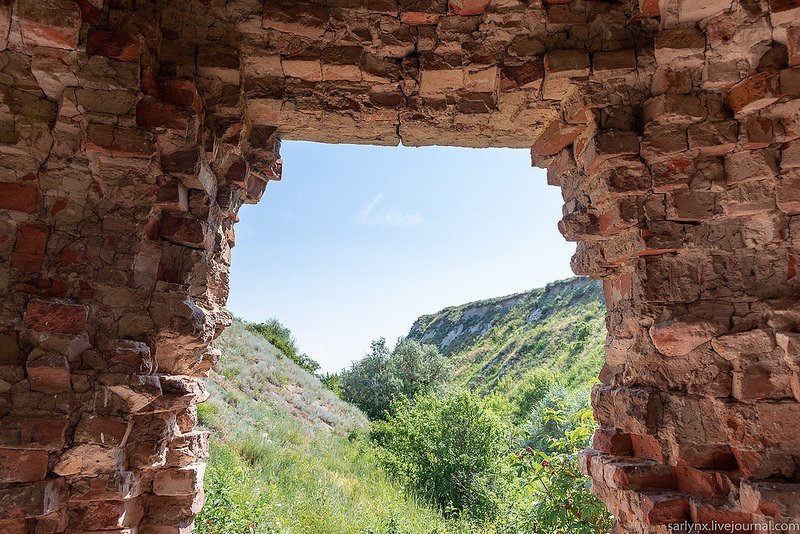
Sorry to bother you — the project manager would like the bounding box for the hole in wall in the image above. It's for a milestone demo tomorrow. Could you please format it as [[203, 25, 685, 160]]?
[[226, 141, 577, 373]]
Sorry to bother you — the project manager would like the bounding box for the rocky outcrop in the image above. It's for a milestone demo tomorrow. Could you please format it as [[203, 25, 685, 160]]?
[[0, 0, 798, 531]]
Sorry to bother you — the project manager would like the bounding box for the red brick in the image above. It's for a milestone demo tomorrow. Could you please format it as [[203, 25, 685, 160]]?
[[0, 182, 38, 213], [26, 352, 70, 393], [649, 317, 718, 357], [86, 30, 142, 62], [605, 459, 675, 491], [0, 449, 49, 483], [153, 464, 205, 496], [583, 130, 640, 172], [18, 0, 81, 50], [778, 171, 800, 215], [448, 0, 490, 14], [75, 415, 131, 447], [639, 0, 659, 16], [0, 478, 67, 519], [11, 222, 49, 273], [674, 467, 727, 498], [531, 121, 584, 162], [690, 502, 753, 529], [632, 434, 664, 462], [640, 494, 690, 524], [789, 27, 800, 67], [86, 125, 155, 159], [726, 71, 781, 115], [156, 180, 189, 213], [400, 12, 441, 24], [0, 416, 69, 450], [136, 99, 192, 130], [24, 300, 88, 335], [739, 117, 774, 149], [160, 213, 211, 250]]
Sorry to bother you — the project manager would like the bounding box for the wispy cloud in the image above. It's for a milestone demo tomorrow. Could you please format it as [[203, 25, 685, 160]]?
[[357, 193, 425, 227]]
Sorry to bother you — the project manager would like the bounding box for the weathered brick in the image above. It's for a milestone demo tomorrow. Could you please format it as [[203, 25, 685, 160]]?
[[24, 300, 88, 335], [0, 449, 49, 483], [10, 222, 48, 272], [153, 464, 206, 496], [0, 416, 69, 450], [727, 71, 781, 115], [650, 317, 719, 357], [18, 0, 81, 50], [0, 183, 38, 213], [448, 0, 491, 15], [86, 30, 142, 62], [160, 213, 212, 250], [26, 352, 70, 393]]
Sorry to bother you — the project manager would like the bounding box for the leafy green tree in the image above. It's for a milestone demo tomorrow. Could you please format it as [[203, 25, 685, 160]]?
[[370, 390, 512, 521], [340, 338, 451, 420], [245, 319, 320, 374]]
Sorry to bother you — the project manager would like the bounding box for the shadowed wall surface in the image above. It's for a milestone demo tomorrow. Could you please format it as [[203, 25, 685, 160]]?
[[0, 0, 799, 531]]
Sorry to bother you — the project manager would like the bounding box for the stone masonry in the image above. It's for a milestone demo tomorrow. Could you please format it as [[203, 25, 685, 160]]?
[[0, 0, 798, 531]]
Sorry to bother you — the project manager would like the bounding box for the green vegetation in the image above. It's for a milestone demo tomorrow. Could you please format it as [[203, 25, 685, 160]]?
[[340, 338, 452, 420], [200, 276, 611, 533], [246, 318, 321, 374], [196, 319, 463, 533]]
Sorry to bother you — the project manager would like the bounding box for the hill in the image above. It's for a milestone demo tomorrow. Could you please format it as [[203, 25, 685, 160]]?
[[195, 318, 461, 533], [406, 277, 606, 393]]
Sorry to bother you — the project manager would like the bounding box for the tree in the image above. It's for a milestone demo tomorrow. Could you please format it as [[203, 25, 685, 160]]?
[[340, 338, 451, 420], [370, 390, 512, 521]]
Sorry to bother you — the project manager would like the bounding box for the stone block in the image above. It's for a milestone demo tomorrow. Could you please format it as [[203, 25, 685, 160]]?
[[53, 444, 123, 476], [137, 99, 194, 131], [281, 59, 322, 82], [724, 149, 778, 184], [642, 94, 705, 125], [156, 181, 189, 213], [740, 481, 800, 518], [159, 213, 212, 250], [789, 27, 800, 67], [687, 120, 738, 156], [769, 0, 800, 27], [153, 464, 206, 496], [26, 352, 70, 393], [592, 49, 637, 80], [262, 0, 328, 37], [531, 121, 584, 161], [583, 131, 640, 172], [689, 502, 752, 529], [86, 30, 142, 62], [719, 179, 777, 216], [654, 27, 705, 67], [449, 0, 491, 15], [649, 317, 719, 357], [75, 415, 131, 447], [86, 125, 155, 159], [0, 183, 38, 213], [674, 467, 728, 498], [640, 493, 690, 525], [161, 148, 216, 193], [24, 300, 88, 335], [167, 431, 210, 467], [10, 222, 48, 273], [667, 190, 718, 221], [70, 470, 141, 502], [777, 169, 800, 215], [727, 71, 781, 114], [739, 116, 774, 149], [593, 428, 633, 455], [0, 478, 67, 519], [18, 0, 81, 50], [544, 50, 590, 79], [0, 416, 69, 450], [419, 68, 463, 96], [0, 448, 48, 482], [67, 498, 144, 530]]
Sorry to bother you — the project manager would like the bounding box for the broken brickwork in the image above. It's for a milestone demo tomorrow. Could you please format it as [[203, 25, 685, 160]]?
[[0, 0, 798, 531]]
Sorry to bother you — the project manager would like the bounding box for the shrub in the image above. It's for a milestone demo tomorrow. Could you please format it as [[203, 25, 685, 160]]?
[[370, 390, 512, 521], [340, 338, 451, 420]]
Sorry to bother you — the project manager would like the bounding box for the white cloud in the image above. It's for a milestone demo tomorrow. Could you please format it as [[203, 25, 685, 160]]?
[[357, 193, 425, 226]]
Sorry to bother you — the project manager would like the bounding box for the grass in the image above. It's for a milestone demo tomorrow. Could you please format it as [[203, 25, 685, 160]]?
[[196, 319, 468, 534]]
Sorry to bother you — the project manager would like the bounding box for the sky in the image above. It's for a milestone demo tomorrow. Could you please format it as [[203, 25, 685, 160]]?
[[227, 141, 576, 373]]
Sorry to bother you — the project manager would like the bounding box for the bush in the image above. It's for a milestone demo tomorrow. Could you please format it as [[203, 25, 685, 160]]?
[[246, 319, 320, 374], [340, 338, 451, 420], [522, 385, 590, 453], [504, 407, 612, 533], [370, 390, 512, 521]]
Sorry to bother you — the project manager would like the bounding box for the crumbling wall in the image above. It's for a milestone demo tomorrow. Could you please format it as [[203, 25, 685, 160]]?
[[0, 0, 798, 531]]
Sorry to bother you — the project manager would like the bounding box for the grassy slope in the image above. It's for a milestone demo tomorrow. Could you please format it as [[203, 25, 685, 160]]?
[[407, 277, 606, 395], [196, 319, 460, 534]]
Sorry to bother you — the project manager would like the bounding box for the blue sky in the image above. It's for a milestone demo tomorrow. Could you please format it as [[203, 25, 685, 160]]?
[[227, 141, 576, 372]]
